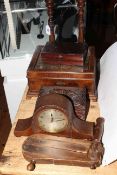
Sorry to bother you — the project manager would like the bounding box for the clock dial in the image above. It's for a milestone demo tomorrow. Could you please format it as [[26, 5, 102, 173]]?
[[38, 108, 68, 133]]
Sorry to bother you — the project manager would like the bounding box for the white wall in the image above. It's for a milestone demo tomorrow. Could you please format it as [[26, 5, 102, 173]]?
[[0, 54, 32, 122]]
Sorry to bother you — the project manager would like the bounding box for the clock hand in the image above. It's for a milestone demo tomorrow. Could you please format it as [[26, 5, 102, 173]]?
[[50, 113, 54, 123], [55, 119, 65, 122]]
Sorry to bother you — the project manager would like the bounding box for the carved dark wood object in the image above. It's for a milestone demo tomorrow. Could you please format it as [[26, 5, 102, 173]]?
[[38, 86, 87, 120]]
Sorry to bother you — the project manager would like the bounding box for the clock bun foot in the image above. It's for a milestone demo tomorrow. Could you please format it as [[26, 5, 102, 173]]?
[[90, 164, 97, 169], [27, 160, 36, 171]]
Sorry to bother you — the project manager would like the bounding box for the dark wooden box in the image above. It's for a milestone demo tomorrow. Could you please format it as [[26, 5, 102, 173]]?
[[27, 45, 96, 100]]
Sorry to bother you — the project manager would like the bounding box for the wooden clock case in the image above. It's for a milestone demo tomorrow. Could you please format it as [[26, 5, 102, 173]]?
[[15, 90, 103, 140], [14, 86, 92, 139], [14, 87, 104, 170]]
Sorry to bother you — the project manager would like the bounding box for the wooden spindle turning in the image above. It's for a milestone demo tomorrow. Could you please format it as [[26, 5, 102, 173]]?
[[76, 0, 85, 43], [45, 0, 55, 43]]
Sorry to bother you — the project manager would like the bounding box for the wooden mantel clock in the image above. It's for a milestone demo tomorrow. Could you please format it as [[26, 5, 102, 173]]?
[[15, 92, 97, 139], [14, 87, 104, 170]]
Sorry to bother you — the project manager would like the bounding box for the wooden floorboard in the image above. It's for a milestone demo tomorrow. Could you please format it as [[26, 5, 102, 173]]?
[[0, 72, 12, 156]]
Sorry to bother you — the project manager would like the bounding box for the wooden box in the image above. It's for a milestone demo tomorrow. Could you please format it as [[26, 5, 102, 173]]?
[[27, 45, 96, 100]]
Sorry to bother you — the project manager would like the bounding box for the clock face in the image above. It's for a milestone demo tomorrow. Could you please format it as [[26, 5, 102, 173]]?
[[38, 108, 68, 133]]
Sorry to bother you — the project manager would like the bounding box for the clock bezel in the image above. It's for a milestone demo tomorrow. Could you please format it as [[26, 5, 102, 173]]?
[[31, 105, 70, 134]]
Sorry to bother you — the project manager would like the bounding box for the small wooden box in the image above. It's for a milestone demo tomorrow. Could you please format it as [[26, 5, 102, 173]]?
[[27, 45, 96, 100]]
